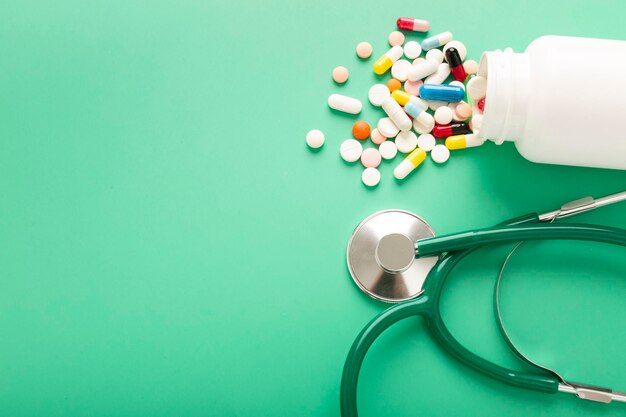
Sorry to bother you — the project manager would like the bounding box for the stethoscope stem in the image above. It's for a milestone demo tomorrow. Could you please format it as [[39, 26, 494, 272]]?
[[559, 382, 626, 404]]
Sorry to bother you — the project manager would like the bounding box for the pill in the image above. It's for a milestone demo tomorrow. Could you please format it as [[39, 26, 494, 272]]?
[[395, 131, 418, 153], [424, 63, 450, 85], [387, 78, 402, 92], [404, 100, 435, 128], [403, 41, 422, 59], [476, 97, 486, 112], [407, 58, 438, 81], [466, 76, 487, 100], [445, 133, 486, 150], [396, 17, 430, 32], [377, 117, 400, 138], [404, 79, 423, 96], [356, 42, 373, 59], [391, 59, 413, 82], [340, 139, 363, 162], [432, 122, 472, 138], [394, 148, 426, 179], [368, 84, 391, 106], [328, 94, 362, 114], [352, 121, 371, 140], [388, 31, 405, 46], [463, 59, 479, 75], [425, 49, 444, 64], [362, 167, 381, 187], [470, 114, 483, 133], [306, 129, 325, 149], [379, 140, 398, 160], [445, 47, 467, 82], [453, 101, 472, 120], [373, 45, 403, 75], [420, 84, 464, 102], [417, 133, 436, 152], [332, 66, 349, 84], [449, 80, 465, 91], [421, 31, 453, 51], [434, 106, 454, 125], [413, 57, 425, 65], [413, 116, 435, 134], [381, 97, 412, 131], [391, 90, 413, 106], [370, 128, 386, 145], [443, 41, 467, 61], [361, 147, 382, 168], [431, 144, 450, 163]]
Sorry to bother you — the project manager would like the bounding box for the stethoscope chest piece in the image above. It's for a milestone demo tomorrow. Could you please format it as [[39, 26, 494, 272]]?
[[347, 209, 439, 303]]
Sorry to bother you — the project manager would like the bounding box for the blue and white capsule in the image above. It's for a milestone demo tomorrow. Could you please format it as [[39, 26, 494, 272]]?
[[421, 31, 453, 51], [419, 83, 465, 103]]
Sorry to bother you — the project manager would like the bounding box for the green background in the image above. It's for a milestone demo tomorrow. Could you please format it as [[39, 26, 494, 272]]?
[[1, 0, 626, 415]]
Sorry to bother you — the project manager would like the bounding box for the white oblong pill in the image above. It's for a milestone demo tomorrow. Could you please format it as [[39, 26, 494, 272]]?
[[379, 140, 398, 160], [425, 48, 444, 64], [417, 133, 436, 152], [431, 144, 450, 164], [395, 131, 418, 153], [443, 40, 467, 62], [361, 167, 381, 187], [424, 63, 450, 85], [403, 41, 422, 59], [306, 129, 325, 149], [434, 106, 454, 125], [381, 97, 412, 132], [340, 139, 363, 162], [391, 59, 412, 82], [413, 116, 435, 134], [377, 117, 400, 138], [407, 59, 438, 81], [328, 94, 362, 114], [368, 84, 391, 107], [466, 76, 487, 100]]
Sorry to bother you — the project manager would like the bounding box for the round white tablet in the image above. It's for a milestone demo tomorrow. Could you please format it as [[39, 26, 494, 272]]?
[[425, 49, 444, 64], [377, 117, 400, 138], [403, 41, 422, 59], [368, 84, 391, 107], [434, 106, 454, 125], [416, 133, 436, 152], [467, 76, 487, 100], [428, 100, 448, 111], [362, 167, 381, 187], [305, 129, 325, 149], [340, 139, 363, 162], [395, 131, 418, 153], [431, 144, 450, 164], [443, 40, 467, 61], [379, 140, 398, 160], [391, 59, 412, 82]]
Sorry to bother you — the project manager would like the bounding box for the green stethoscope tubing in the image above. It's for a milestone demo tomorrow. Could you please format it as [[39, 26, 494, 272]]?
[[340, 214, 626, 416]]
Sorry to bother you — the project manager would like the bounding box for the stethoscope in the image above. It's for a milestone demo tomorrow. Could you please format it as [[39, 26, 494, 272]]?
[[341, 191, 626, 416]]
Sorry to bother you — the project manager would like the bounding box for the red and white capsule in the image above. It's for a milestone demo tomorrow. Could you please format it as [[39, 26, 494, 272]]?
[[396, 17, 430, 32]]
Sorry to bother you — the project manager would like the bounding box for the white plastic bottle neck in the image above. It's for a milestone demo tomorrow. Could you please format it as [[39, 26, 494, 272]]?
[[479, 49, 530, 144]]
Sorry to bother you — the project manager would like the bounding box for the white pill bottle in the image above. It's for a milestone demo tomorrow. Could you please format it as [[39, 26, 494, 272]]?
[[479, 35, 626, 170]]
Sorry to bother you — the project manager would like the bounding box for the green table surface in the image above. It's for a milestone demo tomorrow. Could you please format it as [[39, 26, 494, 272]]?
[[2, 1, 626, 416]]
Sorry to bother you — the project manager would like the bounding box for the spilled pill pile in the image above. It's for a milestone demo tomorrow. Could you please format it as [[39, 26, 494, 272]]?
[[307, 17, 490, 187]]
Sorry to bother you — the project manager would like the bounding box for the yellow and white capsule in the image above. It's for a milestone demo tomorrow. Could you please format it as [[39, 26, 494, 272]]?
[[394, 148, 427, 180], [373, 46, 403, 75], [445, 133, 486, 150]]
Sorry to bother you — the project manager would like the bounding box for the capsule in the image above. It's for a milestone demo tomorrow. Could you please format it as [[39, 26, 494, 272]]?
[[421, 31, 453, 51], [445, 134, 486, 150], [420, 84, 464, 102], [328, 94, 362, 114], [381, 97, 412, 131], [394, 148, 427, 180], [476, 97, 486, 112], [396, 17, 430, 32], [445, 47, 467, 82], [423, 63, 450, 85], [373, 46, 403, 75], [407, 58, 438, 81], [432, 122, 472, 138], [404, 101, 435, 132]]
